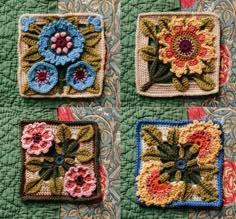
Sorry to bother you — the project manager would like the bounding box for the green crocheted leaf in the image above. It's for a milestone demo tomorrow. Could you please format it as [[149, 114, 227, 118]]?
[[77, 125, 94, 142], [76, 148, 94, 162], [195, 180, 218, 201], [80, 47, 102, 62], [139, 46, 157, 61], [167, 128, 179, 145], [203, 60, 215, 73], [49, 177, 63, 195], [86, 80, 100, 94], [172, 76, 189, 92], [25, 158, 43, 172], [56, 124, 72, 142], [200, 17, 215, 31], [25, 177, 43, 194], [141, 125, 162, 147], [64, 139, 79, 155], [157, 17, 171, 30], [140, 19, 157, 41], [191, 74, 215, 91], [85, 32, 101, 47], [66, 17, 80, 26]]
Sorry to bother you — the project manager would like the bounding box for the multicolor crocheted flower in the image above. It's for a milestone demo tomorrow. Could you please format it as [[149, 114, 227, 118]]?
[[88, 16, 101, 32], [179, 120, 222, 164], [136, 162, 183, 207], [64, 166, 97, 198], [38, 19, 85, 66], [21, 16, 36, 32], [157, 17, 216, 77], [66, 61, 96, 91], [27, 62, 58, 94], [21, 122, 54, 155]]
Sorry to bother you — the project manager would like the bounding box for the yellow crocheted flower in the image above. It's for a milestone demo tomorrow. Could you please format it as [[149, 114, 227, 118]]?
[[136, 161, 183, 207], [179, 120, 222, 164], [157, 16, 216, 77]]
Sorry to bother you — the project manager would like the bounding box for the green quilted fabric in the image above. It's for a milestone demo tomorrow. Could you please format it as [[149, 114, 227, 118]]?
[[0, 0, 59, 108], [121, 107, 188, 218], [121, 0, 182, 108], [0, 107, 59, 218]]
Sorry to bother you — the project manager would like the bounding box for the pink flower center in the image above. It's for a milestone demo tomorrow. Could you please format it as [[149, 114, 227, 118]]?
[[73, 68, 87, 82], [76, 176, 84, 186], [50, 32, 73, 54], [35, 69, 49, 84], [33, 133, 42, 143]]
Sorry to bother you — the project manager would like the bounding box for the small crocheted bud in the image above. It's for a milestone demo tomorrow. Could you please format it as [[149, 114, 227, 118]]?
[[159, 173, 170, 183], [189, 144, 199, 155]]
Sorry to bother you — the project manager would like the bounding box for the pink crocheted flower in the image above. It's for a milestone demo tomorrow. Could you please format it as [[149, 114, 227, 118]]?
[[21, 122, 54, 155], [220, 44, 230, 85], [64, 166, 96, 198]]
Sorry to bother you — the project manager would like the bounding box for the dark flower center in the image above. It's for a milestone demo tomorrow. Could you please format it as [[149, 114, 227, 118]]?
[[33, 133, 42, 143], [175, 159, 187, 170], [56, 36, 68, 48], [55, 155, 64, 165], [76, 176, 84, 186], [73, 68, 87, 82], [35, 70, 49, 84], [179, 39, 193, 53]]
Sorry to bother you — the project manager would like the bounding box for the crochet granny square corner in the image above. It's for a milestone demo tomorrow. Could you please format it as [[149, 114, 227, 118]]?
[[18, 13, 106, 98], [20, 120, 101, 203], [135, 120, 223, 208], [135, 12, 220, 97]]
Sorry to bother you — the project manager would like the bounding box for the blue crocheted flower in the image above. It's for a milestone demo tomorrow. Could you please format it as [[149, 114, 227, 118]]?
[[88, 16, 101, 32], [27, 62, 58, 94], [21, 16, 36, 32], [38, 19, 85, 66], [66, 61, 96, 91]]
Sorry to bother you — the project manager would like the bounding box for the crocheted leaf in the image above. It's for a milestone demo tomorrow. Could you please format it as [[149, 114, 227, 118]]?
[[77, 125, 94, 142], [85, 32, 101, 47], [25, 158, 43, 172], [56, 124, 72, 142], [76, 148, 94, 162], [25, 177, 43, 194], [141, 125, 162, 147], [80, 25, 95, 36], [23, 45, 38, 57], [141, 148, 171, 162], [64, 139, 79, 155], [140, 19, 157, 41], [22, 32, 38, 41], [39, 166, 54, 181], [203, 60, 215, 73], [191, 74, 215, 91], [23, 46, 43, 62], [200, 17, 215, 31], [86, 80, 100, 94], [157, 17, 171, 30], [29, 23, 42, 34], [167, 128, 179, 145], [81, 47, 101, 62], [182, 182, 194, 200], [22, 35, 37, 46], [195, 180, 218, 201], [49, 177, 63, 195], [139, 46, 157, 61], [66, 87, 78, 95], [89, 61, 101, 72], [22, 82, 37, 96], [66, 17, 80, 25], [172, 76, 189, 92]]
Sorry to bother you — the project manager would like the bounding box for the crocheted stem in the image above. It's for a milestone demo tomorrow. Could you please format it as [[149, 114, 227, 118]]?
[[58, 67, 65, 94]]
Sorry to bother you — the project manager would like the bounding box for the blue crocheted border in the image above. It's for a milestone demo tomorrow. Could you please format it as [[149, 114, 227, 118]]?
[[135, 119, 224, 208]]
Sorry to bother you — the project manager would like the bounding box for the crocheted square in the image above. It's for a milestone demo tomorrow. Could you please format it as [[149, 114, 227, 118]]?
[[135, 12, 220, 97], [20, 120, 101, 203], [18, 14, 106, 98], [135, 120, 224, 208]]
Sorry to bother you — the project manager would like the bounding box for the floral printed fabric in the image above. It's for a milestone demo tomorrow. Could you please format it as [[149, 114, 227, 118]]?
[[135, 12, 220, 97], [20, 121, 101, 202], [18, 13, 105, 98], [136, 120, 224, 208]]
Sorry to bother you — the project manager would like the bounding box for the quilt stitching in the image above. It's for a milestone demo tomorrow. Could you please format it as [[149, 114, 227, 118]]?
[[20, 120, 101, 203], [18, 13, 106, 98], [135, 119, 224, 208], [135, 12, 220, 97]]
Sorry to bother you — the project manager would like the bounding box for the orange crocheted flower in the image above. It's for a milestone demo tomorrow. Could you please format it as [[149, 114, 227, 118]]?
[[136, 162, 183, 207], [157, 16, 216, 77], [179, 121, 222, 164]]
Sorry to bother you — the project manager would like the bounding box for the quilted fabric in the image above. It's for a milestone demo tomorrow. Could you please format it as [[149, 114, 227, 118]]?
[[121, 106, 188, 218], [0, 0, 59, 108], [0, 107, 59, 218], [121, 0, 183, 108]]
